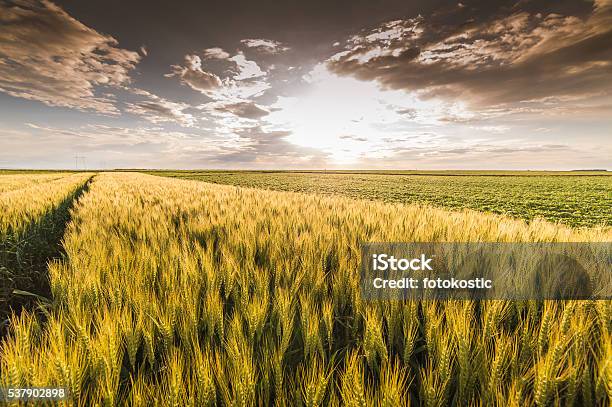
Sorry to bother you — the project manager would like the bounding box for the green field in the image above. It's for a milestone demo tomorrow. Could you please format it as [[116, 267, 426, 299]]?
[[150, 171, 612, 228]]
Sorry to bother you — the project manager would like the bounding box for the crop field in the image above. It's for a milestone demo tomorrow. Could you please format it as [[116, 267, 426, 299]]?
[[151, 171, 612, 228], [0, 172, 610, 406], [0, 173, 92, 324], [0, 173, 73, 194]]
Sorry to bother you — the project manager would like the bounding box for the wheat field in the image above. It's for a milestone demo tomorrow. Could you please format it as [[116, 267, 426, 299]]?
[[0, 174, 73, 194], [0, 173, 92, 324], [0, 172, 610, 406]]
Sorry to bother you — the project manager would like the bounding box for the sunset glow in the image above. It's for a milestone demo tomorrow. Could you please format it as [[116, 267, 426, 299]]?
[[0, 0, 610, 169]]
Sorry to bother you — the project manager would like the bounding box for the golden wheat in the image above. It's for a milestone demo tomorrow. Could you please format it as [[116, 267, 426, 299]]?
[[0, 173, 73, 194], [0, 172, 610, 406]]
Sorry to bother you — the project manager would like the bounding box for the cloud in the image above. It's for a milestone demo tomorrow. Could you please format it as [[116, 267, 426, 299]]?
[[395, 107, 418, 119], [5, 117, 608, 170], [211, 101, 270, 120], [354, 137, 601, 170], [240, 38, 290, 54], [168, 51, 270, 101], [469, 125, 510, 134], [0, 0, 140, 114], [449, 143, 571, 155], [229, 52, 266, 80], [339, 134, 368, 142], [24, 122, 94, 139], [327, 1, 612, 108], [125, 101, 195, 127], [167, 54, 223, 93], [13, 122, 329, 169], [4, 122, 231, 169], [168, 48, 273, 132], [483, 144, 570, 154], [203, 47, 230, 59], [125, 88, 196, 127], [264, 64, 478, 162], [216, 125, 328, 165]]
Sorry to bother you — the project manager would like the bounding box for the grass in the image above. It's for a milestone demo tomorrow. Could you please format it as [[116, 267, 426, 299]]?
[[0, 172, 610, 405], [150, 170, 612, 228]]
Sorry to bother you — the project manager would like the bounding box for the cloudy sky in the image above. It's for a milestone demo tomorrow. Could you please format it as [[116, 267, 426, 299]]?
[[0, 0, 610, 169]]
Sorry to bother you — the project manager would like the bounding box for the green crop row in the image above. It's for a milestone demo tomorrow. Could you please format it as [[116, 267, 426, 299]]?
[[152, 171, 611, 228]]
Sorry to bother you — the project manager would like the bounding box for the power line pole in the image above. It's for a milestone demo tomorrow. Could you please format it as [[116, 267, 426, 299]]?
[[74, 154, 86, 170]]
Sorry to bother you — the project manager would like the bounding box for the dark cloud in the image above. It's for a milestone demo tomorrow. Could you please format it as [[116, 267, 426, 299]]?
[[0, 0, 140, 113], [327, 0, 612, 107]]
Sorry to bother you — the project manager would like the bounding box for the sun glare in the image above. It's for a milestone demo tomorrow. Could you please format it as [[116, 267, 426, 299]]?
[[267, 64, 451, 164]]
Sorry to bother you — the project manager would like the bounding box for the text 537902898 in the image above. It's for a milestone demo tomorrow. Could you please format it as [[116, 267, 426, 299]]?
[[1, 387, 68, 401]]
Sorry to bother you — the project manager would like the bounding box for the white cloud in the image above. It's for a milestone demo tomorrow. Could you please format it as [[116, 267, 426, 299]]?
[[203, 47, 230, 59], [6, 121, 328, 169], [167, 54, 223, 93], [240, 38, 290, 54], [229, 52, 266, 80], [169, 50, 271, 108], [124, 88, 196, 127]]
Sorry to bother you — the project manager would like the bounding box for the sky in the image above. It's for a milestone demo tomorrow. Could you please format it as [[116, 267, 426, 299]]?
[[0, 0, 610, 170]]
